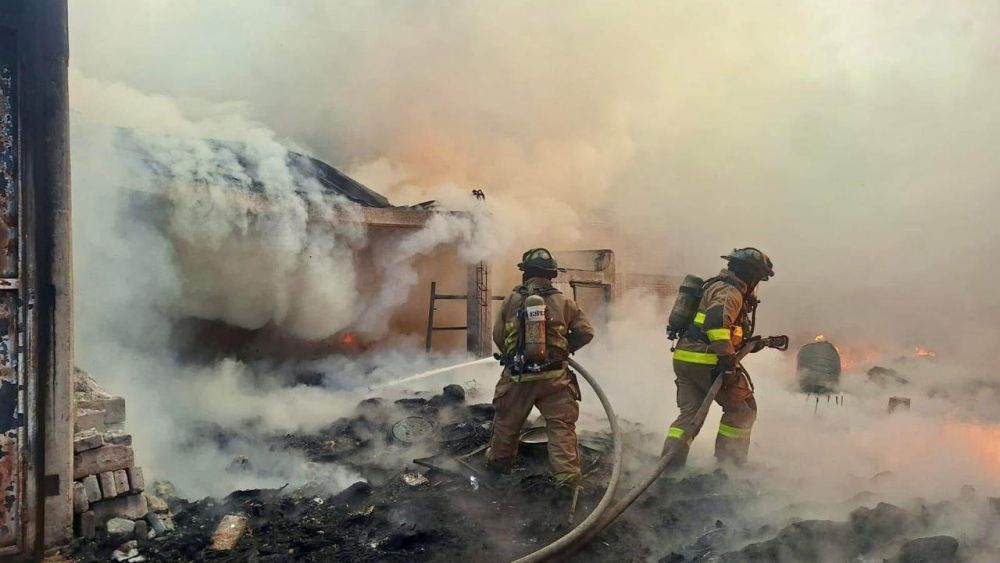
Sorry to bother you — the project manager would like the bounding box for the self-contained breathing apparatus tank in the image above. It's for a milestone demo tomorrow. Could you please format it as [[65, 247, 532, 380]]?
[[523, 294, 548, 364], [666, 274, 705, 341]]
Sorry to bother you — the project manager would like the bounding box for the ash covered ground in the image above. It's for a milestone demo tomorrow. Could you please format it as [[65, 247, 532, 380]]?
[[66, 374, 1000, 563]]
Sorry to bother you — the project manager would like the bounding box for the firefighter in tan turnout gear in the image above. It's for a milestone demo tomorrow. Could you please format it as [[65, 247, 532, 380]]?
[[487, 248, 595, 486], [665, 248, 775, 466]]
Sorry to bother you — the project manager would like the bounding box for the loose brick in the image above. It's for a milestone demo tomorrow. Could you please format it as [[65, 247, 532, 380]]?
[[127, 466, 145, 492], [77, 396, 126, 425], [104, 430, 132, 447], [210, 515, 247, 550], [73, 428, 105, 453], [81, 475, 102, 502], [113, 469, 129, 493], [73, 482, 90, 514], [99, 471, 117, 499], [74, 444, 134, 479], [74, 408, 106, 434], [144, 493, 168, 513], [91, 493, 148, 524]]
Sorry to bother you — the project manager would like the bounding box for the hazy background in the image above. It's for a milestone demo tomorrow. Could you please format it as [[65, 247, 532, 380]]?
[[66, 3, 1000, 546], [70, 0, 1000, 355]]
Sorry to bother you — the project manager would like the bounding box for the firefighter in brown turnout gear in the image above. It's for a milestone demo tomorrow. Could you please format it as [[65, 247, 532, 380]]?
[[487, 248, 595, 485], [666, 248, 775, 466]]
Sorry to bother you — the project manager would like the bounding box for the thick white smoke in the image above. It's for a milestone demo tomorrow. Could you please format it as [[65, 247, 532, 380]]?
[[70, 72, 494, 496]]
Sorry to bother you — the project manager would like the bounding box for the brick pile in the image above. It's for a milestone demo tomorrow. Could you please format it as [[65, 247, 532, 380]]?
[[72, 368, 173, 540]]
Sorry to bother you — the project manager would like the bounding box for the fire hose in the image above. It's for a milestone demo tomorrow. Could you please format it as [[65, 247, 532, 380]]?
[[515, 336, 788, 562], [510, 357, 625, 563]]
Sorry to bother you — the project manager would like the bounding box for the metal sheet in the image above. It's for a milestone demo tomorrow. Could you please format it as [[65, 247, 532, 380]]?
[[0, 31, 16, 279], [0, 27, 20, 551]]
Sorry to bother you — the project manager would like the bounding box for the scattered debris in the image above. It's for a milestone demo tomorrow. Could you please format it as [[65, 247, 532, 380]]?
[[402, 472, 430, 487], [894, 535, 959, 563], [390, 416, 437, 444], [889, 396, 912, 413], [105, 517, 136, 539], [209, 514, 249, 551], [867, 365, 909, 386], [64, 382, 1000, 563], [110, 540, 138, 562]]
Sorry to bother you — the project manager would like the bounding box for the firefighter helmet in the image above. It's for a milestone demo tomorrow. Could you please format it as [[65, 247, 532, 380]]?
[[721, 247, 774, 280], [518, 248, 559, 274]]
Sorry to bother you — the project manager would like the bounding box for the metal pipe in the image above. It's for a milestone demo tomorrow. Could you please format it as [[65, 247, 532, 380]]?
[[425, 282, 436, 352]]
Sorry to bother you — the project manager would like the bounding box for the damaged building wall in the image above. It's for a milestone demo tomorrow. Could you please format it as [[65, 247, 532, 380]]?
[[0, 0, 75, 558]]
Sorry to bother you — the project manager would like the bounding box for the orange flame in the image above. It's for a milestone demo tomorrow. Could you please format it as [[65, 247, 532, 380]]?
[[836, 343, 883, 371], [944, 422, 1000, 473], [814, 334, 826, 342], [914, 346, 936, 358]]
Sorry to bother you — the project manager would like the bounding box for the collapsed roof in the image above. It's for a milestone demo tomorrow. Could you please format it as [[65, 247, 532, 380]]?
[[114, 128, 429, 209]]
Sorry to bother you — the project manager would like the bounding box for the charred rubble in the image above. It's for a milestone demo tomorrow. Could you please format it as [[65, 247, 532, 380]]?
[[66, 380, 1000, 562]]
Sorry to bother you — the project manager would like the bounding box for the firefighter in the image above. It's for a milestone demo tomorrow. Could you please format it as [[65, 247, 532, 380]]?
[[486, 248, 595, 486], [665, 247, 774, 466]]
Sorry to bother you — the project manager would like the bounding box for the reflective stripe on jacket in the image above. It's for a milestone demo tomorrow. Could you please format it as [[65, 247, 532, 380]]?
[[674, 269, 748, 365]]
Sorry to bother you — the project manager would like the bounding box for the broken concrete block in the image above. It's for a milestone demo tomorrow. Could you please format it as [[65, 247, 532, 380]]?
[[74, 367, 112, 398], [143, 492, 168, 513], [74, 444, 134, 479], [127, 466, 145, 492], [75, 408, 106, 434], [73, 428, 105, 453], [91, 493, 149, 524], [104, 430, 132, 447], [896, 535, 959, 563], [720, 519, 852, 561], [73, 481, 90, 514], [132, 519, 148, 541], [99, 471, 118, 499], [209, 514, 248, 550], [111, 539, 138, 562], [113, 469, 130, 493], [106, 517, 136, 538], [81, 475, 102, 503], [77, 396, 126, 425], [888, 396, 911, 413], [76, 511, 96, 538]]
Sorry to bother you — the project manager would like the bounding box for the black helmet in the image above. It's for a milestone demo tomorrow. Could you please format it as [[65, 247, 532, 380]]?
[[721, 247, 774, 281], [518, 248, 559, 274]]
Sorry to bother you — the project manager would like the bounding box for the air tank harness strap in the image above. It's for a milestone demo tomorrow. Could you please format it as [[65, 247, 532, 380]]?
[[509, 362, 567, 383]]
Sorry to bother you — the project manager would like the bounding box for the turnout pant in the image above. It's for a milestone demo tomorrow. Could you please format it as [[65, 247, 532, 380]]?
[[665, 359, 757, 466], [486, 372, 581, 481]]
